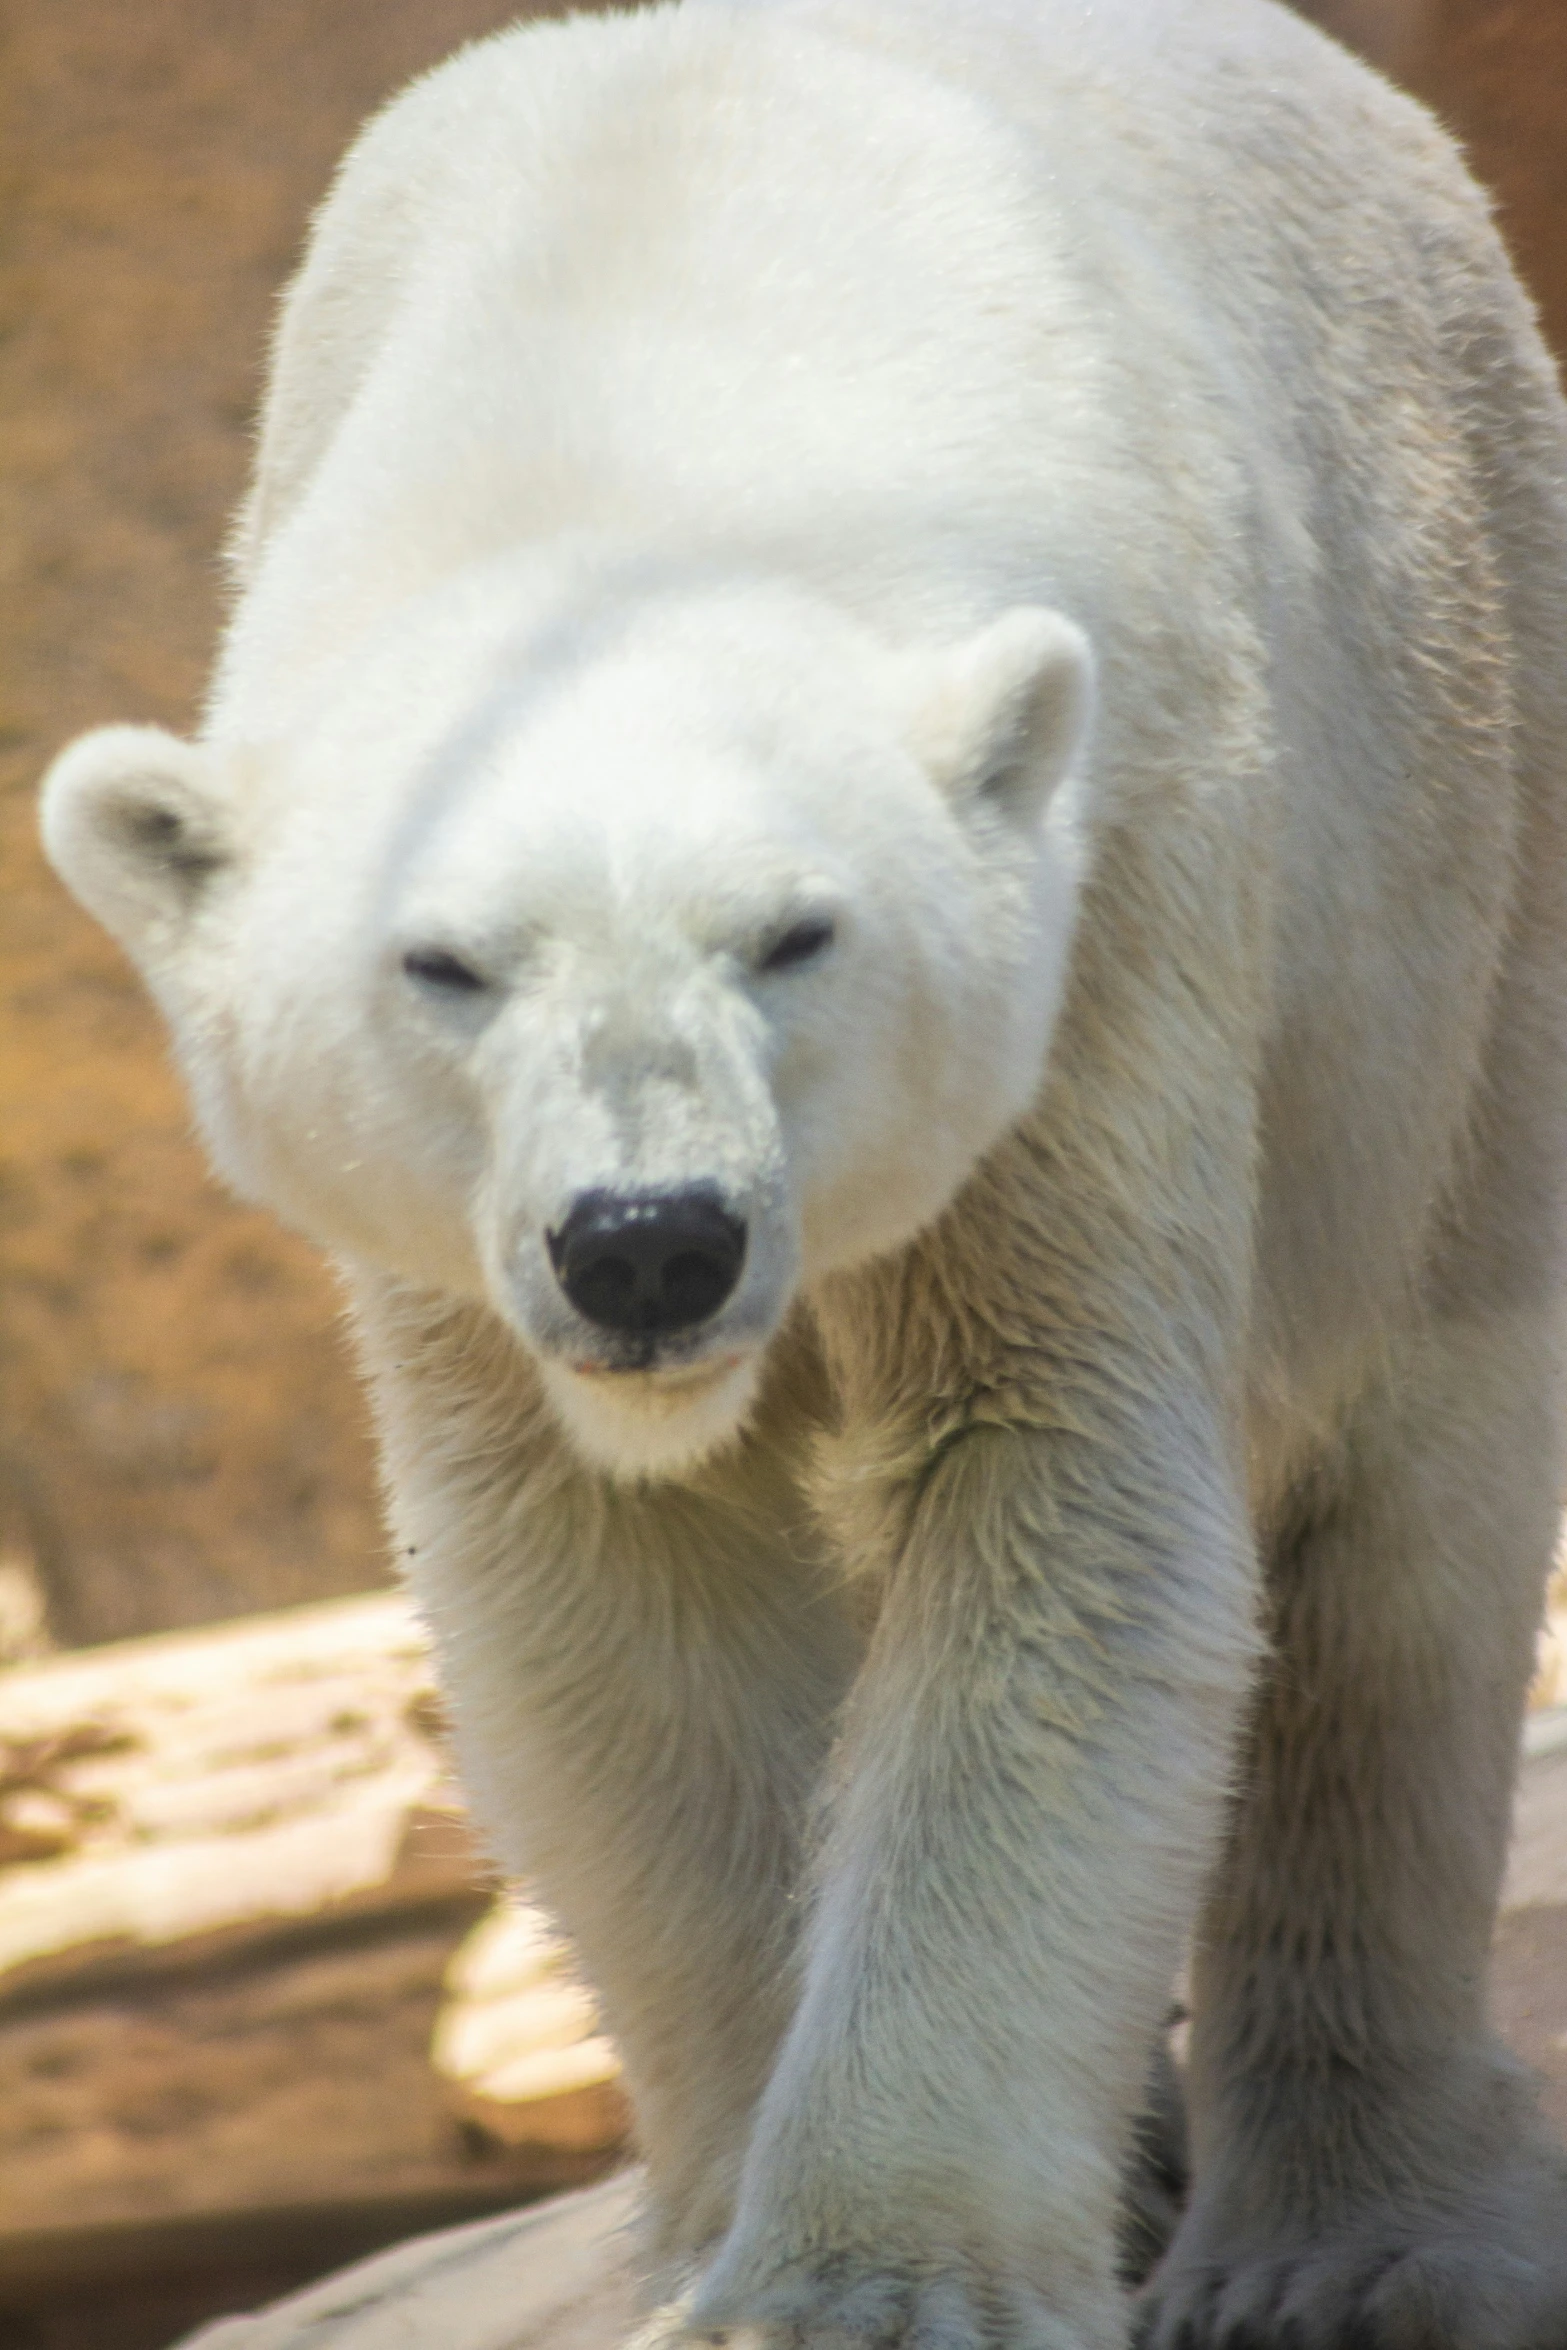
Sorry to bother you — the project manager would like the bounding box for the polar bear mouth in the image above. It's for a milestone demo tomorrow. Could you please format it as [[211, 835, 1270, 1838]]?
[[567, 1346, 748, 1387], [538, 1342, 766, 1479]]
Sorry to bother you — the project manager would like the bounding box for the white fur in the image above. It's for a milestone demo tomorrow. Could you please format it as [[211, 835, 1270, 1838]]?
[[39, 1, 1567, 2343]]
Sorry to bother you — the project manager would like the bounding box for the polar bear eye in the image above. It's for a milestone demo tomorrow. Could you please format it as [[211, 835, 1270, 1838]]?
[[402, 945, 488, 994], [756, 917, 836, 975]]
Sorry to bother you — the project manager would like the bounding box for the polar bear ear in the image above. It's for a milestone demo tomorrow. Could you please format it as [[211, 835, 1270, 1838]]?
[[905, 607, 1094, 826], [40, 724, 234, 962]]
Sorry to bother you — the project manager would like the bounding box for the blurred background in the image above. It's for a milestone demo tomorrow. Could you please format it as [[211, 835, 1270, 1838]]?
[[1, 1, 1565, 2344]]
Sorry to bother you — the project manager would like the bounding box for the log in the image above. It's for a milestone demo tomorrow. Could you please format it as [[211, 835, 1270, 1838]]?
[[1531, 1561, 1567, 1713], [0, 1922, 609, 2267], [0, 1593, 480, 2004], [430, 1898, 631, 2155], [0, 1596, 628, 2322]]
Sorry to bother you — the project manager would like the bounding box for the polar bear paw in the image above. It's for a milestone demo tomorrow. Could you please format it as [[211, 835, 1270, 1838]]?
[[634, 2254, 1098, 2349], [1137, 2152, 1567, 2349]]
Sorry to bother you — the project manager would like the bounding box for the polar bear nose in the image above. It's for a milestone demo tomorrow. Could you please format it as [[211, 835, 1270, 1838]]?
[[547, 1187, 747, 1336]]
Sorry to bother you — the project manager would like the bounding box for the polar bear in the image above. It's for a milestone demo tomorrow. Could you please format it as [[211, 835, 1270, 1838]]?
[[39, 0, 1567, 2342]]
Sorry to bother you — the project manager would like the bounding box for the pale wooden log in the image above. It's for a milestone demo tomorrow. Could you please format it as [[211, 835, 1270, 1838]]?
[[1530, 1556, 1567, 1712], [430, 1899, 632, 2157], [0, 1597, 628, 2307], [446, 2053, 630, 2156], [0, 1924, 607, 2263], [0, 1594, 483, 2002]]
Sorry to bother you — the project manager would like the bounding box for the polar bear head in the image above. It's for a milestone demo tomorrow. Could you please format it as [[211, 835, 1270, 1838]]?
[[41, 567, 1092, 1477]]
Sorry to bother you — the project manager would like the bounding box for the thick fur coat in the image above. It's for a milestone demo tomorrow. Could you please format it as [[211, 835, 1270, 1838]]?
[[40, 1, 1567, 2342]]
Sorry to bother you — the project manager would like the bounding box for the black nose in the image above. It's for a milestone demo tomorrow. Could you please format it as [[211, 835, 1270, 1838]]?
[[547, 1187, 747, 1336]]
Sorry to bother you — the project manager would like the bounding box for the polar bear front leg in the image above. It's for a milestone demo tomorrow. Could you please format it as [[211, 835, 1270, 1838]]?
[[351, 1279, 860, 2271], [1143, 1293, 1567, 2350], [676, 1229, 1261, 2349]]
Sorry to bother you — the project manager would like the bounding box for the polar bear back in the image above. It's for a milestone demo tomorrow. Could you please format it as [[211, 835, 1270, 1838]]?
[[218, 0, 1491, 735]]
